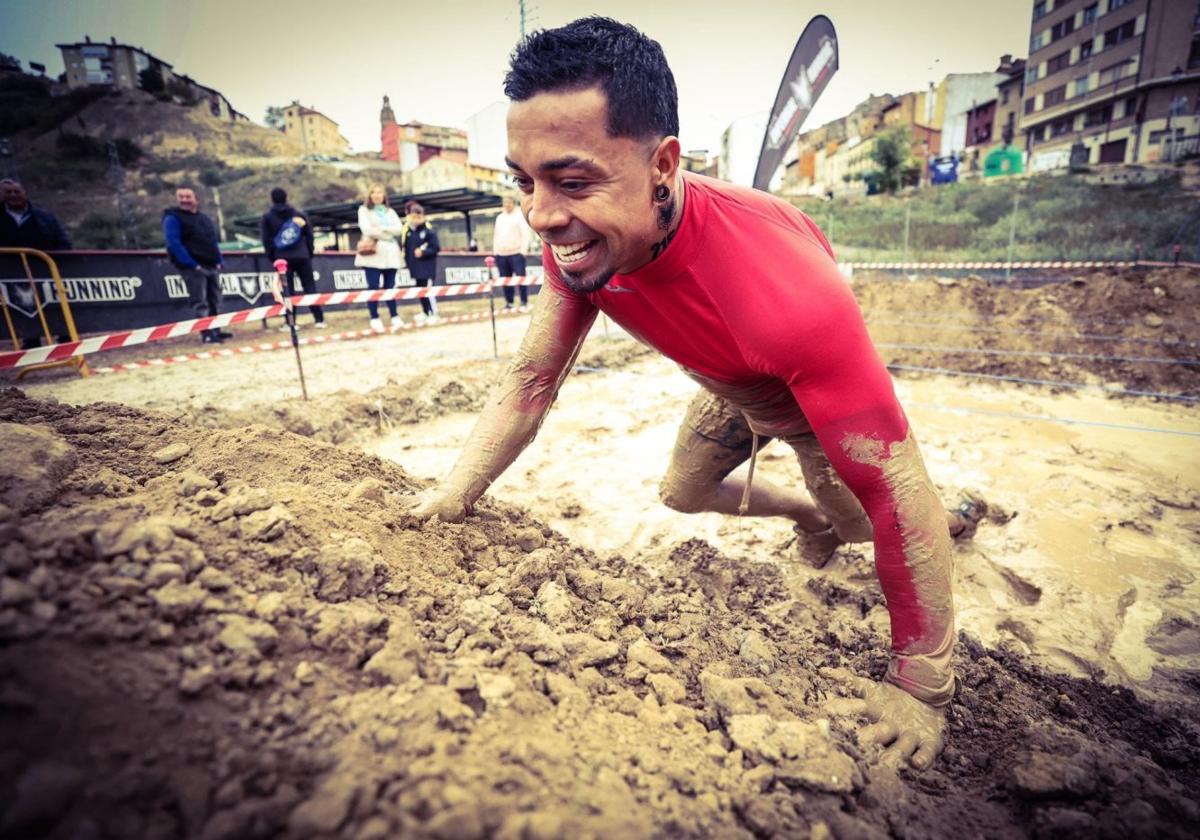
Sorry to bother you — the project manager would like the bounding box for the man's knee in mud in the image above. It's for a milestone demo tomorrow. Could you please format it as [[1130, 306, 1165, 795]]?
[[658, 476, 712, 514]]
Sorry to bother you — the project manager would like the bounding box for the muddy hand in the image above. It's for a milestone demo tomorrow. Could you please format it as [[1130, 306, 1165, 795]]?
[[821, 667, 946, 770], [400, 487, 470, 523]]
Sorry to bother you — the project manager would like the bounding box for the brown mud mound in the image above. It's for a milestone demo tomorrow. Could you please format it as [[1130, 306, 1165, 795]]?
[[170, 337, 654, 446], [856, 267, 1200, 397], [180, 366, 500, 445], [1, 390, 1197, 839]]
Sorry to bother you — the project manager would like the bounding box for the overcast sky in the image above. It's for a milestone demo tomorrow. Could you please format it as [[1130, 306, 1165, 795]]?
[[2, 0, 1033, 155]]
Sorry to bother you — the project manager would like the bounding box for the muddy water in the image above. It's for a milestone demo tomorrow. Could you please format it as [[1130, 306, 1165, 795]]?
[[365, 348, 1200, 705]]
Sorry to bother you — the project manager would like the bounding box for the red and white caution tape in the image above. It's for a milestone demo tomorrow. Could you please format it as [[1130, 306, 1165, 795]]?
[[846, 259, 1200, 270], [92, 306, 532, 375], [847, 260, 1134, 270], [491, 276, 543, 286], [0, 281, 540, 372]]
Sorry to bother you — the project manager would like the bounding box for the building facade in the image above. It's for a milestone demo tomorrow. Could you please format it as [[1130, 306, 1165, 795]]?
[[939, 72, 1008, 156], [719, 113, 769, 186], [57, 36, 242, 121], [379, 105, 470, 171], [965, 100, 999, 150], [465, 101, 509, 172], [283, 101, 350, 157], [405, 158, 511, 195], [994, 55, 1028, 149], [1022, 0, 1200, 168]]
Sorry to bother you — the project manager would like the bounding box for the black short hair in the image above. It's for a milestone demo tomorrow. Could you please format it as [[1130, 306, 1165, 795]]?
[[504, 16, 678, 141], [270, 187, 287, 204]]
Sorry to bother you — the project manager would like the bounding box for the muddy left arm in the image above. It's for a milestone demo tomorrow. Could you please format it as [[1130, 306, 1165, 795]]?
[[785, 333, 956, 768], [722, 250, 956, 717]]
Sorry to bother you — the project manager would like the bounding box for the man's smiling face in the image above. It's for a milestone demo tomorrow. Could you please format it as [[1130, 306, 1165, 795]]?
[[506, 86, 664, 294]]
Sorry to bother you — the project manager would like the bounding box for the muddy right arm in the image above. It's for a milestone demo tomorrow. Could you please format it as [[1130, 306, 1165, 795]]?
[[408, 290, 598, 521]]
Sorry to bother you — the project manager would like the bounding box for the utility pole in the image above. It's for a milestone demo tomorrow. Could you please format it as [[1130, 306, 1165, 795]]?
[[1005, 189, 1021, 278], [519, 0, 527, 37], [212, 185, 228, 242]]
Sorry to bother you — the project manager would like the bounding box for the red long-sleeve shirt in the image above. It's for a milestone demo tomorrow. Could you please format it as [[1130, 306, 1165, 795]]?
[[542, 173, 951, 660]]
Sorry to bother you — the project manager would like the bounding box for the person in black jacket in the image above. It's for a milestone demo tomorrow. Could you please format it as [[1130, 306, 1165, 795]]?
[[0, 178, 72, 251], [163, 186, 230, 344], [260, 188, 324, 328], [402, 201, 440, 323]]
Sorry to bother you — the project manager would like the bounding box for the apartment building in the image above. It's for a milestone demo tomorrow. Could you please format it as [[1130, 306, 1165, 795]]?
[[994, 56, 1028, 148], [57, 36, 242, 121], [283, 102, 350, 157], [1022, 0, 1200, 168]]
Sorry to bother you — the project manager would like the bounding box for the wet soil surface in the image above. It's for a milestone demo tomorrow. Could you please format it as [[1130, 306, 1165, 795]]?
[[856, 267, 1200, 398], [1, 390, 1197, 839]]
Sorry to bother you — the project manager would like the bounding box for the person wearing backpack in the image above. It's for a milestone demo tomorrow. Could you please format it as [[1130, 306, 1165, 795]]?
[[261, 187, 324, 329]]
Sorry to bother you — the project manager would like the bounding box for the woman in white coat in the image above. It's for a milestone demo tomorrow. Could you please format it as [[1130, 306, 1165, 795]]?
[[355, 183, 404, 331]]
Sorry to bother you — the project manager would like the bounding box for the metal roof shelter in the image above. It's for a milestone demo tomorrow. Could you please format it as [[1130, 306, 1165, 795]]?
[[233, 187, 505, 245]]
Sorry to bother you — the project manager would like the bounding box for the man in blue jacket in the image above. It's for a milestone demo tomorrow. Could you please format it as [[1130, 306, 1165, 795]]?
[[0, 178, 72, 251], [163, 186, 230, 344]]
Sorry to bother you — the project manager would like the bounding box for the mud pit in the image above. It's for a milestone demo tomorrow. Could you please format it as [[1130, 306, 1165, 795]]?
[[3, 268, 1199, 837]]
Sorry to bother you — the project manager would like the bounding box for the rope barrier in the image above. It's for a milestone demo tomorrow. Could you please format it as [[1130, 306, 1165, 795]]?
[[866, 318, 1200, 348], [886, 363, 1199, 402], [847, 259, 1200, 270], [865, 308, 1200, 330], [848, 260, 1133, 270], [876, 342, 1200, 366], [907, 402, 1200, 439]]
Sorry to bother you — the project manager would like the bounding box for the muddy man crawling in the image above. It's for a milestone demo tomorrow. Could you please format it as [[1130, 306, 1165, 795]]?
[[405, 17, 987, 771]]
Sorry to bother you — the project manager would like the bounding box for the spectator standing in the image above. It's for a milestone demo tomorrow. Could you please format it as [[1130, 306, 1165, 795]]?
[[491, 194, 532, 310], [402, 201, 440, 324], [355, 183, 404, 332], [163, 186, 229, 344], [0, 178, 72, 251], [261, 187, 325, 329]]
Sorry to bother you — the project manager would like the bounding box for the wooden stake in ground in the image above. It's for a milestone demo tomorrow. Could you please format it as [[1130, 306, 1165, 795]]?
[[272, 259, 309, 401]]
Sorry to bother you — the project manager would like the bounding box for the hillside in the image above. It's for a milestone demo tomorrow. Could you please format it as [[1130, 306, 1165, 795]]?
[[1, 73, 404, 249], [794, 166, 1200, 264]]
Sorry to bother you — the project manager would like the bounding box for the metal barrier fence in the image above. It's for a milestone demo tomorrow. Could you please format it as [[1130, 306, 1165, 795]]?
[[0, 248, 90, 379]]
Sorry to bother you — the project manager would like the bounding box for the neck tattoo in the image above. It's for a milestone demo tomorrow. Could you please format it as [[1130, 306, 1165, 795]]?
[[650, 227, 677, 261], [649, 196, 678, 262]]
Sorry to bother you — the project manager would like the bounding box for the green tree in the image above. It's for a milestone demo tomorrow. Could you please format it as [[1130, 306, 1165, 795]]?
[[870, 127, 911, 195], [264, 105, 285, 130]]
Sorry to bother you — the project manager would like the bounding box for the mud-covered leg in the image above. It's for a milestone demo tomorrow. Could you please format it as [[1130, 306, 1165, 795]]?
[[659, 390, 827, 531], [783, 432, 874, 566], [788, 435, 989, 560]]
